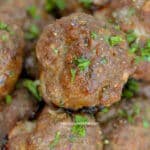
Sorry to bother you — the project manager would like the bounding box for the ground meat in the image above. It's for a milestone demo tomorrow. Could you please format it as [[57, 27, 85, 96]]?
[[0, 87, 37, 148], [133, 61, 150, 82], [7, 106, 103, 150], [110, 0, 150, 82], [0, 0, 54, 78], [96, 82, 150, 150], [36, 13, 134, 110], [0, 17, 24, 99]]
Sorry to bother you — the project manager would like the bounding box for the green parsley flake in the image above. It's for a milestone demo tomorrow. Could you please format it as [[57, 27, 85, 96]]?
[[79, 0, 92, 8], [109, 35, 123, 46], [129, 42, 139, 53], [27, 5, 40, 19], [143, 120, 150, 128], [71, 68, 76, 83], [74, 57, 90, 71], [50, 131, 61, 149], [5, 95, 12, 104], [1, 34, 8, 41], [53, 48, 59, 54], [71, 115, 88, 137], [122, 79, 139, 99], [91, 31, 97, 40], [25, 24, 40, 40], [45, 0, 66, 12], [141, 39, 150, 62], [101, 107, 109, 113], [0, 22, 8, 31], [126, 30, 137, 44], [23, 79, 41, 101]]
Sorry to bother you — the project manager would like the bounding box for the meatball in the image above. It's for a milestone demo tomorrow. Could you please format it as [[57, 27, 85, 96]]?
[[96, 82, 150, 150], [7, 106, 103, 150], [110, 0, 150, 81], [37, 13, 134, 110], [0, 87, 37, 147], [0, 18, 24, 99]]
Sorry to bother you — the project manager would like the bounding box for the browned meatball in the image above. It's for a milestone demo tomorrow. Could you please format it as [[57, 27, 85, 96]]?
[[110, 0, 150, 81], [0, 87, 37, 147], [0, 18, 24, 99], [7, 106, 103, 150], [1, 0, 54, 78], [96, 83, 150, 150], [36, 13, 134, 110]]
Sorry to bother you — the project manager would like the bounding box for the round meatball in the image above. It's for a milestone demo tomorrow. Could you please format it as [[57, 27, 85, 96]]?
[[0, 18, 24, 99], [110, 0, 150, 81], [0, 0, 54, 78], [37, 13, 134, 110], [96, 82, 150, 150], [7, 106, 103, 150], [0, 87, 37, 147]]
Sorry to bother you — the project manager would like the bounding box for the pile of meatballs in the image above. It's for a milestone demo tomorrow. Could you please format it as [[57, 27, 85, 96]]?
[[0, 0, 150, 149]]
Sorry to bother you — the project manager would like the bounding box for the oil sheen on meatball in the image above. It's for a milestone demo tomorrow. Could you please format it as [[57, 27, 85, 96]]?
[[36, 13, 134, 110]]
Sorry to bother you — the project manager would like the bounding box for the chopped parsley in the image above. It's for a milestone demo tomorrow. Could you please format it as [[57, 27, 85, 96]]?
[[25, 24, 40, 40], [126, 30, 137, 44], [45, 0, 66, 12], [53, 48, 59, 54], [91, 31, 97, 40], [129, 42, 139, 53], [122, 78, 139, 99], [71, 115, 88, 137], [23, 79, 41, 101], [70, 68, 76, 83], [79, 0, 92, 8], [141, 39, 150, 61], [26, 5, 40, 19], [74, 57, 90, 71], [143, 119, 150, 128], [118, 104, 140, 124], [50, 131, 61, 149], [0, 22, 8, 31], [5, 95, 12, 104], [1, 34, 8, 41], [109, 35, 123, 46], [101, 107, 109, 113]]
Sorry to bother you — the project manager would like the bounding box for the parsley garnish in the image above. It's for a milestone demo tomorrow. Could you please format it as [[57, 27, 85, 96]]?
[[25, 24, 40, 40], [71, 115, 88, 137], [71, 68, 76, 83], [101, 107, 109, 113], [5, 95, 12, 104], [126, 30, 137, 44], [79, 0, 92, 8], [1, 34, 8, 41], [91, 31, 97, 40], [23, 79, 41, 101], [143, 119, 150, 128], [122, 79, 139, 99], [50, 131, 61, 149], [74, 57, 90, 71], [27, 5, 40, 19], [109, 35, 123, 46], [45, 0, 66, 12], [0, 22, 8, 31]]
